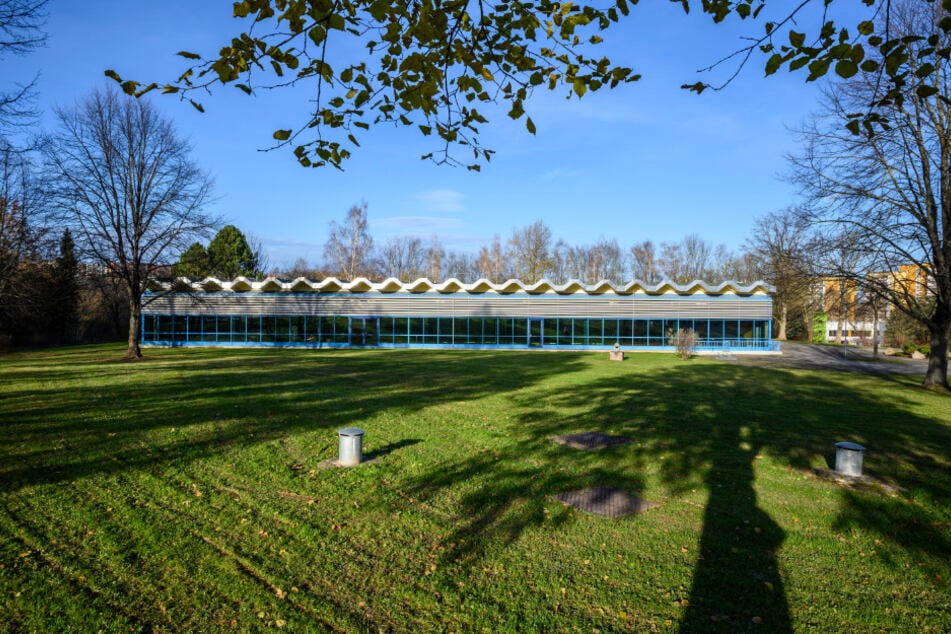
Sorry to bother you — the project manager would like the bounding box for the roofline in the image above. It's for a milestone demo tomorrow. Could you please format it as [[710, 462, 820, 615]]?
[[146, 276, 775, 296]]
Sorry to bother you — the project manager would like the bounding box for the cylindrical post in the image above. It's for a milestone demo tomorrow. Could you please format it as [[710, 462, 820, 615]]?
[[338, 427, 365, 466], [834, 441, 866, 477]]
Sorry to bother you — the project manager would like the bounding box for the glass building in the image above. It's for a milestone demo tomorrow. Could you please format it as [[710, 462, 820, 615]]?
[[142, 277, 777, 352]]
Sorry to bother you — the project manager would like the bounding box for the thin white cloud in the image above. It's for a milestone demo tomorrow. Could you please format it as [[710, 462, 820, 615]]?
[[374, 215, 464, 235], [414, 189, 465, 213]]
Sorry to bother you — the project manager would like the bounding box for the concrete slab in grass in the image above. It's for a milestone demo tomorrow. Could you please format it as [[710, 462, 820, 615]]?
[[550, 432, 633, 450], [552, 487, 658, 518]]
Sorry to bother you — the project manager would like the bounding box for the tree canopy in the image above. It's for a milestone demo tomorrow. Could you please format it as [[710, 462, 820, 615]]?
[[106, 0, 947, 170]]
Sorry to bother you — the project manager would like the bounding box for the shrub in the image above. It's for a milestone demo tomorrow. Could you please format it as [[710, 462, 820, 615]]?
[[903, 342, 918, 355], [918, 344, 931, 356], [670, 328, 697, 360]]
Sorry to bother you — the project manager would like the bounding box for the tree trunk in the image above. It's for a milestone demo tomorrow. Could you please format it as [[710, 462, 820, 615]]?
[[777, 302, 788, 341], [923, 317, 950, 390], [872, 305, 879, 357], [125, 294, 142, 359]]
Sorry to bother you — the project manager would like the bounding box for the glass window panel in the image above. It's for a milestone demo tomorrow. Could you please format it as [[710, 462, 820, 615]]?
[[709, 320, 723, 339], [499, 318, 514, 338], [438, 323, 453, 345], [604, 319, 618, 342], [454, 317, 467, 344], [333, 317, 350, 343], [693, 320, 709, 339], [216, 316, 231, 341], [482, 318, 498, 345], [633, 320, 647, 337], [287, 316, 305, 342], [513, 318, 527, 343], [229, 316, 245, 342], [364, 318, 378, 345], [647, 319, 664, 345], [186, 316, 202, 341], [588, 319, 603, 345], [573, 319, 587, 345], [740, 320, 754, 339], [619, 319, 633, 339], [247, 316, 262, 342], [544, 319, 558, 344], [725, 320, 739, 338], [261, 316, 278, 341], [158, 315, 175, 336]]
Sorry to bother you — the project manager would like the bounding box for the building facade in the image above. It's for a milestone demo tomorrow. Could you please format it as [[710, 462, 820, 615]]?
[[141, 277, 777, 352]]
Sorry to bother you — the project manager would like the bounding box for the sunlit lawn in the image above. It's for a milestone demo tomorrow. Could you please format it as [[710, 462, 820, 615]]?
[[0, 344, 948, 632]]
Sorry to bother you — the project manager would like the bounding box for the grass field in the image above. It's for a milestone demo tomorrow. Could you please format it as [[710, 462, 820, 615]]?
[[1, 345, 949, 632]]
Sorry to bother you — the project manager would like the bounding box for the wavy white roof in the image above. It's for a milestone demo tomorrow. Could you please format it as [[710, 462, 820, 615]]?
[[147, 277, 773, 296]]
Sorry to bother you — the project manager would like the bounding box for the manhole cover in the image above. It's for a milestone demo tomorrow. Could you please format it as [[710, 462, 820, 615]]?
[[550, 432, 632, 450], [553, 487, 658, 518]]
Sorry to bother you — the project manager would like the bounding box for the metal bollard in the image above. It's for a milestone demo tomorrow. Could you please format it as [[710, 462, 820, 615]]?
[[834, 441, 866, 477], [338, 427, 365, 466]]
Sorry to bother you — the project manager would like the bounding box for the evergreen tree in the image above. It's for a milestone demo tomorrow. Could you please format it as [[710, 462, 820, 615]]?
[[50, 228, 80, 344], [173, 242, 211, 278], [207, 225, 259, 279]]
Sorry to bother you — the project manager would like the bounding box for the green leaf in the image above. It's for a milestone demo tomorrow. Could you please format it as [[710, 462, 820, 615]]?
[[273, 129, 292, 141], [573, 78, 587, 97], [526, 117, 536, 135], [176, 51, 202, 60], [189, 99, 205, 113], [915, 62, 935, 79], [857, 20, 874, 36], [834, 60, 858, 78], [104, 69, 122, 83], [916, 84, 939, 99], [765, 53, 783, 76], [845, 119, 861, 135], [789, 31, 806, 48]]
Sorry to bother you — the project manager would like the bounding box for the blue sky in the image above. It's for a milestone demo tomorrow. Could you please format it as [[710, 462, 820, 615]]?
[[8, 1, 873, 268]]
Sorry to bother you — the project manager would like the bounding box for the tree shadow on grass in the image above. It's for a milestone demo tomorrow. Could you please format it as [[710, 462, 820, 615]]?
[[401, 357, 951, 630], [0, 348, 587, 493]]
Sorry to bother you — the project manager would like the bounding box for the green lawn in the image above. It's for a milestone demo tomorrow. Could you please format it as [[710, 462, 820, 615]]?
[[1, 345, 948, 632]]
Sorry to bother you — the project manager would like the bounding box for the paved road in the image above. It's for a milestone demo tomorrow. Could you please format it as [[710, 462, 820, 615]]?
[[721, 341, 930, 377]]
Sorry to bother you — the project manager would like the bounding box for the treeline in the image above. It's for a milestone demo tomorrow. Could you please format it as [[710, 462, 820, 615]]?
[[275, 203, 762, 286]]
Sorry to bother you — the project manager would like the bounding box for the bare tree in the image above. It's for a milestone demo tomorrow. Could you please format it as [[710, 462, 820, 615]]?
[[790, 1, 951, 389], [507, 220, 553, 283], [323, 202, 374, 280], [425, 235, 444, 282], [0, 141, 48, 338], [444, 250, 478, 283], [630, 240, 658, 284], [378, 236, 424, 281], [658, 241, 688, 283], [43, 87, 215, 359], [0, 0, 48, 134], [745, 208, 816, 340], [476, 234, 506, 282], [587, 237, 626, 283]]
